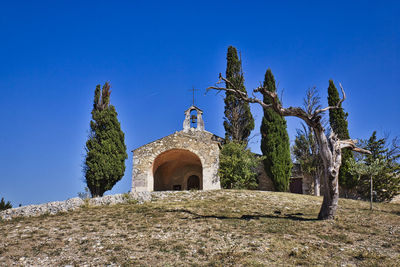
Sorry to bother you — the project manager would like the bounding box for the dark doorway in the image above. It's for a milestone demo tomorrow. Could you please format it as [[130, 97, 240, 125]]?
[[187, 175, 200, 190], [290, 178, 303, 194]]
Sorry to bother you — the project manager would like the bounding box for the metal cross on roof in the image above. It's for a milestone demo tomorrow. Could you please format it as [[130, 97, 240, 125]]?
[[189, 87, 199, 106]]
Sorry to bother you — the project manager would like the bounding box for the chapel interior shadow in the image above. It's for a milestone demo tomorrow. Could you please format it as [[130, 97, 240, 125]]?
[[153, 149, 203, 191]]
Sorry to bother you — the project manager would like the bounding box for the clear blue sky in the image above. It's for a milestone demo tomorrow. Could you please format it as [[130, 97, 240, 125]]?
[[1, 1, 399, 205]]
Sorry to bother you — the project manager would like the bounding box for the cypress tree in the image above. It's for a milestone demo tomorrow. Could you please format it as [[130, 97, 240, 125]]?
[[260, 69, 292, 191], [327, 80, 356, 189], [223, 46, 254, 143], [84, 82, 128, 197]]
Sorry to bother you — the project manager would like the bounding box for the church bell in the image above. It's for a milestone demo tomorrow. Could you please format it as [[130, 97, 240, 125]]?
[[191, 114, 197, 124]]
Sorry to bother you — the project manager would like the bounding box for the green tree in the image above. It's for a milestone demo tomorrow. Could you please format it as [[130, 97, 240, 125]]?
[[293, 127, 323, 196], [0, 197, 12, 211], [260, 69, 292, 192], [219, 142, 262, 189], [84, 82, 128, 197], [292, 87, 324, 196], [349, 158, 386, 209], [327, 80, 356, 190], [223, 46, 254, 143], [351, 131, 400, 202]]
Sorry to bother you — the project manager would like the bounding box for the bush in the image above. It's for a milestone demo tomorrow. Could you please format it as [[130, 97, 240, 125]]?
[[349, 131, 400, 202], [0, 197, 12, 211], [219, 141, 263, 189]]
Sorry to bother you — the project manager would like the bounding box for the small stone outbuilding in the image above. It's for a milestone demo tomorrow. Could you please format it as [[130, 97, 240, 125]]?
[[132, 106, 223, 192]]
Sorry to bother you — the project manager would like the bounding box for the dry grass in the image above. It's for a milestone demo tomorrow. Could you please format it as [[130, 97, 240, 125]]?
[[0, 190, 399, 266]]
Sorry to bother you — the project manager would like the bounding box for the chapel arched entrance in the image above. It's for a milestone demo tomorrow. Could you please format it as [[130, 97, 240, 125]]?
[[153, 149, 203, 191]]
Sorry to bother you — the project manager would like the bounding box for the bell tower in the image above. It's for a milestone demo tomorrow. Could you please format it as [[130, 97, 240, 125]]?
[[183, 106, 204, 132]]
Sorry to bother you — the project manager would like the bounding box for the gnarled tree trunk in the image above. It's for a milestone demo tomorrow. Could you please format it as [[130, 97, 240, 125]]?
[[314, 127, 340, 219]]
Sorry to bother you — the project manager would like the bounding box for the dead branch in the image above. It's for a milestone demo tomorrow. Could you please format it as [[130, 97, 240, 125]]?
[[338, 139, 372, 154], [206, 73, 272, 109], [314, 83, 346, 115]]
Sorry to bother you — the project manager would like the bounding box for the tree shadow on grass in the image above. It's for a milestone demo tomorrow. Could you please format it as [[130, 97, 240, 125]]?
[[371, 208, 400, 216], [165, 208, 319, 222], [349, 205, 400, 216]]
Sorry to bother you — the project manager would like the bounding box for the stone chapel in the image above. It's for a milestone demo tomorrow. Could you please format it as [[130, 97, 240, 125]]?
[[131, 105, 311, 194], [131, 106, 223, 192]]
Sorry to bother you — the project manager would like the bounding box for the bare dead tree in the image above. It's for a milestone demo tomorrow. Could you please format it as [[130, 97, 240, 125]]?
[[208, 73, 371, 220]]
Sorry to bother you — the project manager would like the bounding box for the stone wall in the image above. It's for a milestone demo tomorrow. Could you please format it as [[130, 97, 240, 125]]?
[[256, 163, 275, 191], [391, 194, 400, 204], [132, 129, 222, 192], [0, 192, 152, 221], [257, 163, 319, 195]]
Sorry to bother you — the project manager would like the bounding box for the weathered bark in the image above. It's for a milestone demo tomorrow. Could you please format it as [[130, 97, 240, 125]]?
[[208, 74, 371, 220], [314, 174, 321, 196], [309, 125, 321, 197], [314, 128, 339, 219]]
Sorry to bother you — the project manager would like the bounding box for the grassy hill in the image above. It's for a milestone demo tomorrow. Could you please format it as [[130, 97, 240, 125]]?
[[0, 190, 399, 266]]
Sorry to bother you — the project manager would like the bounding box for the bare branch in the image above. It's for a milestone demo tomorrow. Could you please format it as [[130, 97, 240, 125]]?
[[338, 139, 372, 154], [207, 85, 247, 98], [208, 75, 316, 127], [314, 82, 347, 115], [338, 83, 346, 106], [352, 147, 372, 154], [207, 75, 272, 109]]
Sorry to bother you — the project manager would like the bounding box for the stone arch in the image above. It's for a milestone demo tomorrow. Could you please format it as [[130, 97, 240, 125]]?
[[152, 149, 203, 191]]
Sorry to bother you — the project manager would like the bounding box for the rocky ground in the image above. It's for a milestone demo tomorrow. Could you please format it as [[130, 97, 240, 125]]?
[[391, 194, 400, 204], [0, 190, 399, 266]]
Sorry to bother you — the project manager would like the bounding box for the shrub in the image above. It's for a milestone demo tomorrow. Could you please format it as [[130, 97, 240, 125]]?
[[219, 141, 263, 189], [0, 197, 12, 211]]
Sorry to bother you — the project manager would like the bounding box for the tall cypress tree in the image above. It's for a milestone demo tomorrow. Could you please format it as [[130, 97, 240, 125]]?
[[223, 46, 254, 143], [260, 69, 292, 191], [327, 80, 356, 189], [84, 82, 128, 197]]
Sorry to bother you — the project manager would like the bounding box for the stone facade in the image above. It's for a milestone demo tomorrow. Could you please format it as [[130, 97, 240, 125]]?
[[132, 106, 222, 192], [290, 163, 323, 195], [258, 162, 318, 195], [289, 163, 309, 194], [256, 162, 276, 191]]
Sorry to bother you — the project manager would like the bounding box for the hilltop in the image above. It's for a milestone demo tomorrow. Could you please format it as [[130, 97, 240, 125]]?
[[0, 190, 399, 266]]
